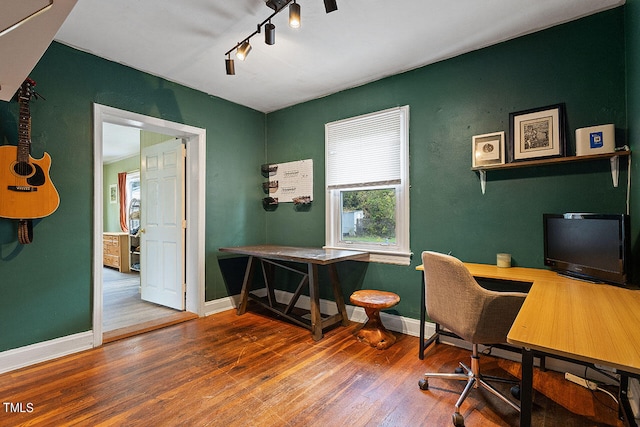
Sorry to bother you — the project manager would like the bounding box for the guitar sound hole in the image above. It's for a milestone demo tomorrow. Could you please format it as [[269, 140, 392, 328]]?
[[14, 162, 34, 177]]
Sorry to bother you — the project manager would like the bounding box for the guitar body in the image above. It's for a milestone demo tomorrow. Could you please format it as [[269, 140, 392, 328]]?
[[0, 145, 60, 219]]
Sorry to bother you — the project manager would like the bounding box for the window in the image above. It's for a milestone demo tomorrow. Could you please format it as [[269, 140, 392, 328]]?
[[325, 106, 410, 265]]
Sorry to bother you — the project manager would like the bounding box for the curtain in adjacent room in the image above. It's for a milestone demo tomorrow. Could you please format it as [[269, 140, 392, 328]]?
[[118, 172, 128, 232]]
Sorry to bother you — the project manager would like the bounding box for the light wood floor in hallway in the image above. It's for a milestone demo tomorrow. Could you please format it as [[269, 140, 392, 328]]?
[[102, 267, 196, 342], [0, 308, 624, 426]]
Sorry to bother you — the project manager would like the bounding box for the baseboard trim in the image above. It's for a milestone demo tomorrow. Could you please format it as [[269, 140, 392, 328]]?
[[0, 331, 94, 375], [204, 296, 238, 316]]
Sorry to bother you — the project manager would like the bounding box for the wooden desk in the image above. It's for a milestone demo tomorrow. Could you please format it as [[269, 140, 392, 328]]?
[[417, 262, 640, 426], [220, 245, 369, 341], [505, 270, 640, 427]]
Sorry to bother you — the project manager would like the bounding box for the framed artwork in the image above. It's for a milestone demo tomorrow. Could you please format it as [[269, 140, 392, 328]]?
[[509, 103, 566, 161], [472, 131, 505, 168], [109, 184, 117, 204]]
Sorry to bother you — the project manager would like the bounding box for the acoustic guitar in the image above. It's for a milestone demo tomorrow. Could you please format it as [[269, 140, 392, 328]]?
[[0, 78, 59, 220]]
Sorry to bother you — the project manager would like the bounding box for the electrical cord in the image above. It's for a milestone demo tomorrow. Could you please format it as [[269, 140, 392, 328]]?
[[578, 366, 620, 410], [596, 386, 619, 406]]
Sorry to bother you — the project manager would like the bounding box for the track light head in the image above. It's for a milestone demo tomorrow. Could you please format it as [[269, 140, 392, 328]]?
[[265, 22, 275, 45], [324, 0, 338, 13], [289, 1, 300, 28], [236, 40, 252, 60], [225, 57, 235, 75]]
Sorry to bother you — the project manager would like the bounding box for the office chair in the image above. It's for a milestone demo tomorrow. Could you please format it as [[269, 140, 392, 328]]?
[[419, 251, 526, 427]]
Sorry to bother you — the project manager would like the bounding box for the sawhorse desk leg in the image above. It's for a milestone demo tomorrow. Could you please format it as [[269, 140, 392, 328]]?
[[237, 255, 256, 315], [307, 263, 323, 341], [328, 264, 350, 327]]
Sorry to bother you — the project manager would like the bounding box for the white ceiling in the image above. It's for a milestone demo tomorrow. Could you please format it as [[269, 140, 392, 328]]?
[[53, 0, 624, 114]]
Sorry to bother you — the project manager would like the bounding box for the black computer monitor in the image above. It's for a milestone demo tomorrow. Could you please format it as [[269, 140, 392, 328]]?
[[543, 213, 630, 286]]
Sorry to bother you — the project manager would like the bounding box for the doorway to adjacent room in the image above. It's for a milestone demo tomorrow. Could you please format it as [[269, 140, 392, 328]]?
[[93, 104, 206, 346]]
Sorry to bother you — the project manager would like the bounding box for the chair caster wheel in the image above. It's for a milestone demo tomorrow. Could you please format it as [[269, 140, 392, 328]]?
[[454, 367, 464, 374], [418, 378, 429, 390], [510, 384, 521, 400], [452, 412, 465, 426]]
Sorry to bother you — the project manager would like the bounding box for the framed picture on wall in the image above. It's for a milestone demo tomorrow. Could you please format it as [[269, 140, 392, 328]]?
[[109, 184, 117, 204], [509, 103, 566, 162], [472, 131, 505, 168]]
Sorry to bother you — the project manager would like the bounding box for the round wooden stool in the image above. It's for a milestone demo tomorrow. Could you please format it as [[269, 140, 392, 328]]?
[[350, 290, 400, 350]]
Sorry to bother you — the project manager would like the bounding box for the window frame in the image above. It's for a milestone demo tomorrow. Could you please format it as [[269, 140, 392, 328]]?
[[324, 106, 411, 265]]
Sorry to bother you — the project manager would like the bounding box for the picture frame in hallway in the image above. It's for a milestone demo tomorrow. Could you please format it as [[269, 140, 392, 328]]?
[[472, 131, 505, 168], [509, 103, 566, 162], [109, 184, 117, 204]]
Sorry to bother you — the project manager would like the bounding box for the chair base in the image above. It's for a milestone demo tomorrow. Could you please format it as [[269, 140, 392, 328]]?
[[419, 344, 520, 427]]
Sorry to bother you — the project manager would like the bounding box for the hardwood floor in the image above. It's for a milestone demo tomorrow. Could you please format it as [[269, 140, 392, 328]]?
[[0, 308, 623, 426]]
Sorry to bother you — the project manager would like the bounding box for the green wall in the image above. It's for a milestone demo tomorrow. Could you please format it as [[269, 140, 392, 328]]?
[[0, 42, 265, 352], [265, 8, 628, 320]]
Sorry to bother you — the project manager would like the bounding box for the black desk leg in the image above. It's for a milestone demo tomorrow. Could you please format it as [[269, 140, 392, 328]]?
[[619, 375, 639, 427], [419, 273, 425, 359], [520, 348, 534, 427], [419, 272, 441, 359]]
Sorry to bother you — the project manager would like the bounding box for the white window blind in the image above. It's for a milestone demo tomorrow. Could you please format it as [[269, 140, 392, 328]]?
[[326, 107, 405, 189]]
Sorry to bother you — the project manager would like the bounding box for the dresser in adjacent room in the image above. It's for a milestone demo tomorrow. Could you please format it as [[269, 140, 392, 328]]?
[[103, 232, 130, 273]]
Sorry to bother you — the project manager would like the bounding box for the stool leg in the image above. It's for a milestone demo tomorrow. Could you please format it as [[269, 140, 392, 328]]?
[[355, 307, 396, 349]]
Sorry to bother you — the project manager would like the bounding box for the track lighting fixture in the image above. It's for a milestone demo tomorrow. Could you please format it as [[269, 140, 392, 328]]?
[[323, 0, 338, 13], [265, 21, 275, 45], [236, 40, 252, 60], [225, 0, 338, 75], [289, 1, 301, 28]]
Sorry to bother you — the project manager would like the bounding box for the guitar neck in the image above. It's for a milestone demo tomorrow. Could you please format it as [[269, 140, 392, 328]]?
[[17, 94, 31, 163]]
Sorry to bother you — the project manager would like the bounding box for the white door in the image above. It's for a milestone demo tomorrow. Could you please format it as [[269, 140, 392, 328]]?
[[140, 138, 186, 310]]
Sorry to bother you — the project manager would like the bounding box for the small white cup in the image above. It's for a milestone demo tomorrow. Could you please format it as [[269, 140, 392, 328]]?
[[497, 253, 511, 268]]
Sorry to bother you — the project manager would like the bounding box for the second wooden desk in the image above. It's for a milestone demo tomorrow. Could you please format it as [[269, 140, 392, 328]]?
[[220, 245, 369, 341]]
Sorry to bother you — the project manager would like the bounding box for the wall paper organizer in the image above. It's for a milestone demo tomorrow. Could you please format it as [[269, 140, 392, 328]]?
[[261, 159, 313, 207]]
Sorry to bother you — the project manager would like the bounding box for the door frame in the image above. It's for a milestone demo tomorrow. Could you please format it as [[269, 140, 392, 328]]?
[[92, 103, 206, 347]]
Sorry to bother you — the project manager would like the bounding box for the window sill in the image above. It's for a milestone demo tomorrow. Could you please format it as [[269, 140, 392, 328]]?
[[324, 246, 412, 266]]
